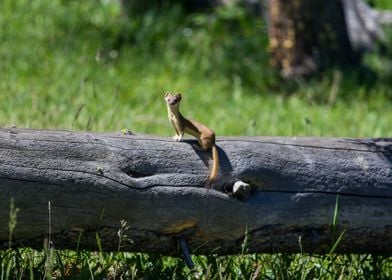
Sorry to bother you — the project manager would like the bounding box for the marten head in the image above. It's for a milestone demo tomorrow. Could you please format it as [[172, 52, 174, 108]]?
[[164, 92, 182, 106]]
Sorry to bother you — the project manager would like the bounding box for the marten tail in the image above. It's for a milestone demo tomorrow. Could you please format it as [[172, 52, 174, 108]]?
[[209, 145, 219, 182]]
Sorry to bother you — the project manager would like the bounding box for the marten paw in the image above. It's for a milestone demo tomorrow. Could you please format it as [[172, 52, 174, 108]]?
[[173, 135, 183, 142]]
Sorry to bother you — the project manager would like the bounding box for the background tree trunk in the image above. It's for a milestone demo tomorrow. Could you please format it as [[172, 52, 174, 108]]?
[[0, 128, 391, 255], [267, 0, 359, 78], [266, 0, 392, 78]]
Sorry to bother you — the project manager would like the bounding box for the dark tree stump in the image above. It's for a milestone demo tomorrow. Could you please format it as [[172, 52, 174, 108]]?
[[267, 0, 359, 78], [266, 0, 391, 78]]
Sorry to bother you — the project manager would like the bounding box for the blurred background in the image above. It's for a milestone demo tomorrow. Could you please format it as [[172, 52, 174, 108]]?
[[0, 0, 391, 137]]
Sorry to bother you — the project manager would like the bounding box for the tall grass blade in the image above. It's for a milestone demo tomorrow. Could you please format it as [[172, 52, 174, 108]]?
[[8, 198, 19, 249], [332, 194, 339, 232], [328, 229, 346, 255], [241, 226, 249, 256]]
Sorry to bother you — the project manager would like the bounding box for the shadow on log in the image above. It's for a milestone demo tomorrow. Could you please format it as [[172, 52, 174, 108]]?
[[0, 128, 391, 254]]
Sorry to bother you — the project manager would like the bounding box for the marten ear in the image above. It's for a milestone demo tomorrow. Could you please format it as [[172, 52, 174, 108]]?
[[165, 92, 170, 97], [176, 94, 182, 100]]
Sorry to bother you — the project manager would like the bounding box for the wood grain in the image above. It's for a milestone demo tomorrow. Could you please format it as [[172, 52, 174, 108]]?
[[0, 128, 391, 254]]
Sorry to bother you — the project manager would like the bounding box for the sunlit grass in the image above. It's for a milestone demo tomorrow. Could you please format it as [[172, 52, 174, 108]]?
[[1, 248, 391, 279], [1, 0, 391, 138]]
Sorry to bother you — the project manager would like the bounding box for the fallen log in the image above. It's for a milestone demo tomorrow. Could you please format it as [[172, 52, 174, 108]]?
[[0, 128, 391, 254]]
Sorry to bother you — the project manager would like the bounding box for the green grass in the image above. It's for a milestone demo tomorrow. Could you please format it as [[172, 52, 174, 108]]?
[[0, 0, 391, 279], [1, 248, 391, 279], [1, 0, 391, 137]]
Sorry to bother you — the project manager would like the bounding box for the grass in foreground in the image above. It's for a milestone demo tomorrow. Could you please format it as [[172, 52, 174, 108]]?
[[1, 248, 391, 279], [0, 0, 392, 279]]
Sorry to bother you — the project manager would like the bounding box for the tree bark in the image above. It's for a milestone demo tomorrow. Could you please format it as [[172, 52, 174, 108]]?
[[267, 0, 356, 78], [266, 0, 390, 78], [0, 128, 391, 255]]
